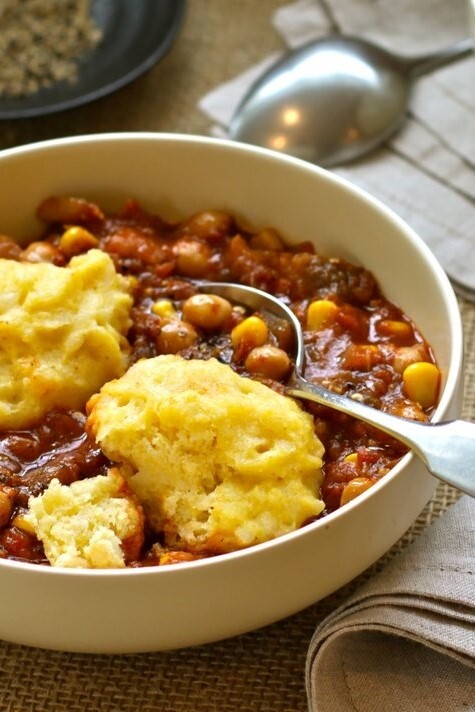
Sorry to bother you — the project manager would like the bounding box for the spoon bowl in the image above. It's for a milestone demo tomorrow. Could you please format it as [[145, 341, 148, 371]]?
[[229, 35, 473, 166], [200, 280, 475, 497]]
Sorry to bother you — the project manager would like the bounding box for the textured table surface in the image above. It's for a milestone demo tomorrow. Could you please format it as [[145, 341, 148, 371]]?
[[0, 2, 473, 710]]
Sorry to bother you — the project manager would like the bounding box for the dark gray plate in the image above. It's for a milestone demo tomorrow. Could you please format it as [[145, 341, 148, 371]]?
[[0, 0, 186, 119]]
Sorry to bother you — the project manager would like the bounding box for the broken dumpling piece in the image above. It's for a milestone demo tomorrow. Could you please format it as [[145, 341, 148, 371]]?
[[0, 249, 133, 429], [86, 355, 325, 555], [25, 469, 145, 569]]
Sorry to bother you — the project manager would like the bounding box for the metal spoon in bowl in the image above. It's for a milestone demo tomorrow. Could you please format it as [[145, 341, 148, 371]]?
[[229, 35, 473, 167], [198, 280, 475, 497]]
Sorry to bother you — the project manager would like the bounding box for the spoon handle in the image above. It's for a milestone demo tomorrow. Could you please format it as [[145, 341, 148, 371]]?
[[289, 373, 475, 497], [403, 37, 473, 79]]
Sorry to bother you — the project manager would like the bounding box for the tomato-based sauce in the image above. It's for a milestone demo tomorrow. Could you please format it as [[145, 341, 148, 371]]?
[[0, 197, 439, 565]]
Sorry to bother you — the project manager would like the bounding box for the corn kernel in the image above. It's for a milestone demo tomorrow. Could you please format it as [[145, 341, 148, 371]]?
[[12, 513, 36, 535], [306, 299, 338, 330], [59, 226, 99, 255], [231, 316, 268, 350], [159, 551, 197, 565], [377, 319, 412, 339], [403, 361, 440, 409], [151, 299, 177, 319], [343, 452, 358, 463], [340, 477, 374, 506]]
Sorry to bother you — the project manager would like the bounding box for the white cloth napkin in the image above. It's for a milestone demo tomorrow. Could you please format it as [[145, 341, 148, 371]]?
[[198, 0, 475, 297], [306, 495, 475, 712]]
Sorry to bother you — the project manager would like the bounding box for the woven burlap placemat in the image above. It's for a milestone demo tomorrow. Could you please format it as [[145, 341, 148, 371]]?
[[0, 480, 465, 712], [0, 2, 473, 710]]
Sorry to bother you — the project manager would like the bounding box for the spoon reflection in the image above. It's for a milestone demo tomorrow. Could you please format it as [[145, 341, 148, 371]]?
[[229, 35, 473, 166]]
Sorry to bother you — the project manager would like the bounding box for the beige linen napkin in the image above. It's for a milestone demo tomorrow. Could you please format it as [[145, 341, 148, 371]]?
[[198, 0, 475, 297], [306, 495, 475, 712]]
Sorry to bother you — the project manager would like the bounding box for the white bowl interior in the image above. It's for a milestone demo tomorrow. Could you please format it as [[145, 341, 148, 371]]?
[[0, 134, 464, 653]]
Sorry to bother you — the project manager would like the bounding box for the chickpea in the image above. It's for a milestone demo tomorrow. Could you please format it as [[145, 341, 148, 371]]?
[[182, 294, 232, 331], [244, 345, 291, 381], [392, 344, 428, 374], [36, 196, 104, 223], [0, 235, 22, 260], [179, 210, 233, 240], [20, 241, 62, 264], [174, 239, 211, 277], [156, 320, 198, 354], [390, 401, 427, 422], [249, 228, 284, 251]]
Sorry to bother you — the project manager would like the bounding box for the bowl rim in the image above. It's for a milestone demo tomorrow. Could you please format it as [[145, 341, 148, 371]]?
[[0, 132, 464, 578]]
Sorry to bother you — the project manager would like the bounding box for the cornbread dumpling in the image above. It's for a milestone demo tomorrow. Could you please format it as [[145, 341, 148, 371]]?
[[0, 249, 133, 428], [25, 469, 144, 568], [87, 355, 324, 554]]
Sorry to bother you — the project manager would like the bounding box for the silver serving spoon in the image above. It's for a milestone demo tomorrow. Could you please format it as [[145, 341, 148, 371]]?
[[229, 35, 473, 166], [199, 280, 475, 497]]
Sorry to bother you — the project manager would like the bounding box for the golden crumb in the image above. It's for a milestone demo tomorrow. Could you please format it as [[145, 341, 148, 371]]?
[[0, 249, 133, 428], [25, 469, 145, 568], [87, 355, 325, 554]]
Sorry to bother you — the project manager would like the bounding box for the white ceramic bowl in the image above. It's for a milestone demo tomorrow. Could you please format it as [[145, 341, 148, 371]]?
[[0, 133, 463, 653]]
